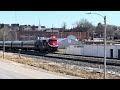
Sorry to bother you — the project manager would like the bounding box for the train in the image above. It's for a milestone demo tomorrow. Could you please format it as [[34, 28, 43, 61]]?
[[0, 37, 58, 53]]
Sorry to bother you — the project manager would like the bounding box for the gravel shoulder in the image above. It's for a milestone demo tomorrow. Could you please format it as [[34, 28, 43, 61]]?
[[0, 51, 120, 79]]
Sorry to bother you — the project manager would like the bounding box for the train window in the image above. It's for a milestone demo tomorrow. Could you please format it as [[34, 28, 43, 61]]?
[[39, 40, 42, 46], [49, 40, 57, 43], [43, 40, 47, 46]]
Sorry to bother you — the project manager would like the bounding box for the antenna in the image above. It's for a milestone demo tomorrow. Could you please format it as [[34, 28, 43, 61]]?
[[39, 19, 41, 27], [38, 19, 41, 31], [52, 24, 53, 37], [15, 11, 17, 24]]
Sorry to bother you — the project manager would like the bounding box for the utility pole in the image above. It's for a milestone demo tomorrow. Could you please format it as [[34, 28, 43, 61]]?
[[104, 16, 107, 79], [3, 24, 5, 59], [52, 24, 53, 37], [58, 30, 59, 38], [86, 12, 107, 79]]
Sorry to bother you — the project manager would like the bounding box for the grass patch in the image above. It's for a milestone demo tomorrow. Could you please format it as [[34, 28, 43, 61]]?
[[57, 49, 66, 54]]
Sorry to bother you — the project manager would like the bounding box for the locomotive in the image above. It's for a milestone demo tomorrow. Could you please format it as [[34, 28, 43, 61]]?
[[0, 37, 58, 53]]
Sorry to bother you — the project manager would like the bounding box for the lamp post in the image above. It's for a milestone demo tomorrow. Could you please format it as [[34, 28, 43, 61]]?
[[3, 28, 5, 59], [86, 12, 107, 79], [52, 24, 53, 37]]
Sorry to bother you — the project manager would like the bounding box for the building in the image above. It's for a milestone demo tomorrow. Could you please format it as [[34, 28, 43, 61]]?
[[83, 38, 113, 45], [11, 24, 19, 31], [58, 37, 80, 49], [16, 30, 88, 41], [59, 31, 88, 40], [65, 44, 120, 59], [17, 29, 60, 40], [0, 23, 89, 41]]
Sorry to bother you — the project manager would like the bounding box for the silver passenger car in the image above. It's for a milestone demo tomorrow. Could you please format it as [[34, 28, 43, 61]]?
[[0, 41, 12, 47], [12, 41, 22, 48], [22, 40, 35, 48]]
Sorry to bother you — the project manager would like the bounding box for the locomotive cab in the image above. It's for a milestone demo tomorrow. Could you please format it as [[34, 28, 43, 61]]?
[[35, 39, 48, 51], [48, 37, 58, 52], [35, 37, 58, 52], [48, 38, 58, 47]]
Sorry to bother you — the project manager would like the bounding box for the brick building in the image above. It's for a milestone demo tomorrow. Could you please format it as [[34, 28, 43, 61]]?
[[0, 23, 89, 41], [59, 31, 88, 40], [17, 30, 89, 40]]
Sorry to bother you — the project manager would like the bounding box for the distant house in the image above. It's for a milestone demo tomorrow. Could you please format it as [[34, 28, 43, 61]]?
[[4, 24, 10, 27], [11, 24, 19, 31], [0, 23, 89, 41], [11, 24, 19, 27], [41, 26, 46, 28], [46, 28, 59, 32], [114, 29, 120, 39], [0, 24, 10, 29]]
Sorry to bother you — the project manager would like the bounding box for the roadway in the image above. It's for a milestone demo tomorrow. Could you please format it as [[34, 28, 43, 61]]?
[[0, 59, 81, 79]]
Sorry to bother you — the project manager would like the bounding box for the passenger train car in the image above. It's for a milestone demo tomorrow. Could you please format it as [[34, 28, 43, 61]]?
[[0, 37, 58, 52]]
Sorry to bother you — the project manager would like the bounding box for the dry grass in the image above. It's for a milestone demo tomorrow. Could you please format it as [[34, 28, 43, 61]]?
[[0, 53, 120, 79], [57, 49, 66, 54]]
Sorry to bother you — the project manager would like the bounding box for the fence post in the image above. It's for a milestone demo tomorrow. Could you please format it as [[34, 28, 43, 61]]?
[[19, 49, 21, 59]]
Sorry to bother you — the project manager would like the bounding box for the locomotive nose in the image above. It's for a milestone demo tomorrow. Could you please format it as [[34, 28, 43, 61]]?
[[48, 38, 58, 47], [53, 42, 58, 46], [49, 40, 58, 46]]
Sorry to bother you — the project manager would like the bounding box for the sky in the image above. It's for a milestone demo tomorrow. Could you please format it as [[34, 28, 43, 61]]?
[[0, 11, 120, 29]]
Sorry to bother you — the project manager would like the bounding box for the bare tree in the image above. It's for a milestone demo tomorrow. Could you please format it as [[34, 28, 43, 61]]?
[[9, 31, 18, 41], [96, 23, 117, 39], [95, 22, 104, 38], [72, 18, 93, 32], [106, 25, 117, 40], [87, 26, 96, 39], [0, 26, 13, 41], [113, 26, 120, 39]]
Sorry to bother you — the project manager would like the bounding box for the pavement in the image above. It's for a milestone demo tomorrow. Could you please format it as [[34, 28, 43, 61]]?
[[0, 59, 82, 79]]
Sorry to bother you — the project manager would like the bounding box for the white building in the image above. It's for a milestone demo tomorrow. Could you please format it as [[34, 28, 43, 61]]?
[[65, 44, 120, 59], [58, 38, 80, 49]]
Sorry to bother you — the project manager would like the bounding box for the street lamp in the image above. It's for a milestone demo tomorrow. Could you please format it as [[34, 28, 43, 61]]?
[[52, 24, 53, 37], [86, 12, 107, 79], [3, 27, 5, 59]]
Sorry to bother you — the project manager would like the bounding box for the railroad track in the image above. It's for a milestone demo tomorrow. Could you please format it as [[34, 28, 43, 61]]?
[[4, 50, 120, 66]]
